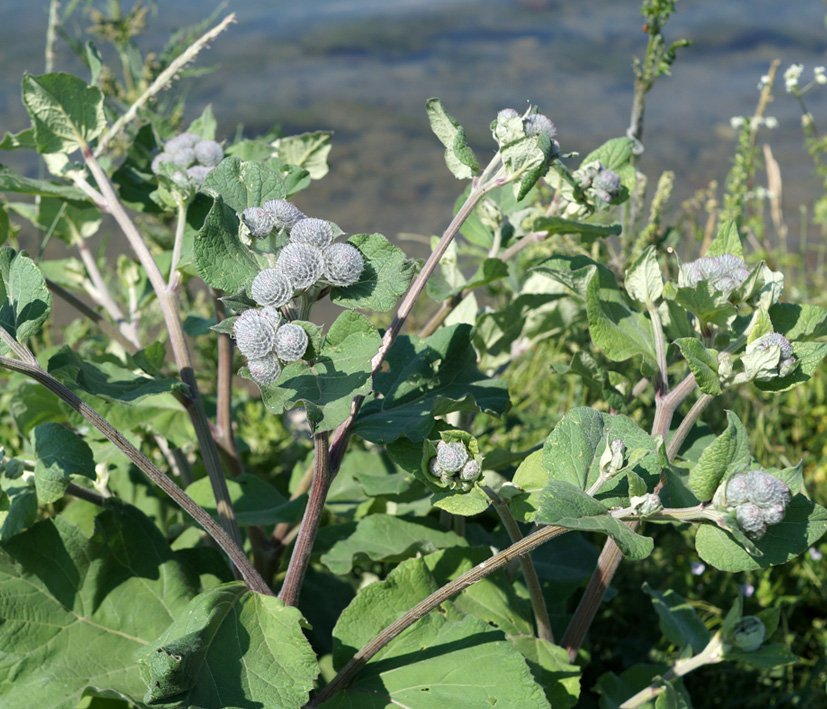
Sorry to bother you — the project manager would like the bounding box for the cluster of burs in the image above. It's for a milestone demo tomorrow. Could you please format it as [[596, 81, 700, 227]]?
[[428, 441, 482, 491], [722, 470, 792, 539], [232, 199, 365, 387], [150, 132, 224, 187]]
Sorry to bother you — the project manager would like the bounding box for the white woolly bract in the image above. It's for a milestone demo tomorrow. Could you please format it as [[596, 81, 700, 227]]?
[[290, 218, 335, 248], [241, 207, 276, 239], [436, 441, 469, 473], [194, 140, 224, 166], [263, 199, 305, 231], [247, 352, 282, 387], [233, 309, 276, 359]]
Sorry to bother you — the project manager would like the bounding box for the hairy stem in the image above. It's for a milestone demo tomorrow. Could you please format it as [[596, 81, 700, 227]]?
[[0, 353, 271, 595], [307, 523, 569, 707], [168, 195, 187, 291], [278, 431, 331, 607], [65, 481, 108, 507], [666, 392, 714, 462], [79, 149, 245, 559], [484, 486, 553, 642], [94, 13, 237, 157]]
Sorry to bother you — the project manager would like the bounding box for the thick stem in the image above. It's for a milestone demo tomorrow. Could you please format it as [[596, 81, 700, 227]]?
[[168, 196, 187, 291], [80, 150, 244, 557], [307, 523, 569, 707], [278, 431, 331, 607], [484, 486, 553, 642], [0, 353, 271, 595], [648, 299, 668, 396], [666, 393, 714, 462], [65, 481, 108, 507]]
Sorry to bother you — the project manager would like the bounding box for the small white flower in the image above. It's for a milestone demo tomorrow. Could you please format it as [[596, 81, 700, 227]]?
[[809, 547, 823, 561], [740, 583, 755, 597], [784, 63, 803, 93], [764, 116, 778, 129], [815, 66, 827, 84], [730, 116, 746, 129], [690, 562, 706, 576], [758, 74, 771, 89]]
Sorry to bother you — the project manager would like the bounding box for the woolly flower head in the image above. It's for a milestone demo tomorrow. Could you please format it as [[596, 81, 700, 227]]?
[[290, 218, 335, 249], [164, 132, 200, 154], [679, 254, 749, 293], [241, 207, 276, 240], [523, 113, 557, 140], [263, 199, 305, 232], [748, 331, 794, 361], [193, 140, 224, 167], [323, 242, 364, 287], [274, 323, 309, 362], [436, 441, 469, 473], [247, 352, 282, 387], [277, 242, 325, 290], [233, 309, 276, 360], [251, 267, 294, 308]]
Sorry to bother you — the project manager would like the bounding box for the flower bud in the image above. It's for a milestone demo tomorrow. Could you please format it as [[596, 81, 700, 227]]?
[[746, 470, 791, 508], [730, 616, 766, 652], [170, 171, 191, 190], [762, 502, 787, 526], [263, 199, 306, 231], [460, 459, 481, 481], [428, 457, 444, 479], [290, 217, 335, 249], [523, 113, 557, 140], [251, 267, 294, 308], [736, 502, 768, 539], [151, 152, 173, 175], [164, 132, 200, 153], [171, 147, 196, 168], [718, 351, 733, 380], [259, 306, 283, 332], [593, 168, 622, 197], [277, 242, 325, 290], [232, 309, 276, 360], [497, 108, 520, 121], [436, 441, 469, 473], [274, 323, 309, 362], [241, 207, 276, 240], [186, 165, 212, 187], [323, 242, 365, 287], [193, 139, 224, 167], [725, 473, 751, 507], [750, 332, 794, 361], [247, 352, 282, 387]]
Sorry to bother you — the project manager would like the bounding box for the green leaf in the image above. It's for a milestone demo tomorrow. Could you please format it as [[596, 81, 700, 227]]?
[[134, 582, 318, 708], [753, 341, 827, 393], [688, 411, 750, 501], [586, 264, 656, 364], [321, 514, 466, 575], [768, 302, 827, 340], [354, 323, 511, 443], [674, 338, 721, 396], [533, 215, 622, 243], [329, 233, 417, 312], [21, 73, 106, 154], [331, 556, 548, 708], [33, 422, 95, 504], [625, 245, 664, 304], [509, 636, 582, 709], [0, 480, 38, 542], [535, 480, 654, 559], [723, 643, 799, 669], [0, 164, 87, 200], [510, 449, 547, 523], [193, 195, 266, 293], [663, 280, 738, 328], [0, 502, 199, 709], [0, 128, 36, 151], [201, 157, 286, 212], [47, 345, 186, 403], [186, 104, 217, 140], [426, 98, 479, 179], [431, 484, 491, 516], [272, 130, 332, 180], [642, 582, 710, 653], [0, 247, 52, 352], [500, 134, 550, 200], [185, 474, 304, 527], [542, 407, 661, 504], [695, 495, 827, 571], [8, 195, 101, 245], [580, 137, 635, 177], [706, 220, 744, 260], [259, 310, 382, 432]]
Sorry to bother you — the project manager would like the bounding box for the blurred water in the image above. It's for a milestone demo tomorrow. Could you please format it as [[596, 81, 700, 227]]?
[[1, 0, 826, 251]]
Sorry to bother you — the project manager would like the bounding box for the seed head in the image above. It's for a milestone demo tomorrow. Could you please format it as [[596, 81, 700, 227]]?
[[436, 441, 469, 473], [232, 309, 276, 360], [274, 323, 309, 362], [323, 242, 364, 286], [263, 199, 306, 231], [247, 352, 282, 387], [251, 267, 294, 308], [241, 207, 276, 240], [277, 242, 325, 290], [193, 140, 224, 167], [290, 217, 335, 249], [736, 502, 768, 539]]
